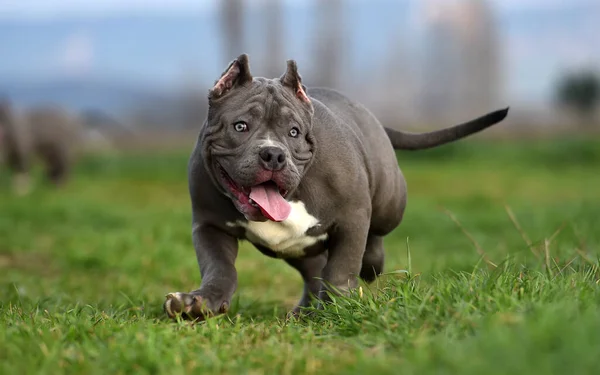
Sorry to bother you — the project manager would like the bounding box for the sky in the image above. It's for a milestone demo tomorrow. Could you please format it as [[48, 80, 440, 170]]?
[[4, 0, 272, 18], [0, 0, 598, 108], [0, 0, 594, 18]]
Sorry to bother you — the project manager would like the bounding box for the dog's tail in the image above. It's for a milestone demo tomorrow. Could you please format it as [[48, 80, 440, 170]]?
[[384, 107, 509, 151]]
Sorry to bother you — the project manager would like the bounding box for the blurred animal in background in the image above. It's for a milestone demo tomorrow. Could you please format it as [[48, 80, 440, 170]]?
[[0, 98, 83, 195]]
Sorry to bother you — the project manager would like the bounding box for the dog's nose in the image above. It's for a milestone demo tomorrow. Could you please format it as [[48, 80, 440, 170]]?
[[259, 146, 286, 171]]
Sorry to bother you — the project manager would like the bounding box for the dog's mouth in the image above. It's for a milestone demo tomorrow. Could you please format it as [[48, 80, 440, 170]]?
[[218, 164, 291, 222]]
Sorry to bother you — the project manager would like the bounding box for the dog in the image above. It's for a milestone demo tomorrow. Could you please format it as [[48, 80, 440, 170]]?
[[0, 99, 82, 194], [164, 54, 508, 320]]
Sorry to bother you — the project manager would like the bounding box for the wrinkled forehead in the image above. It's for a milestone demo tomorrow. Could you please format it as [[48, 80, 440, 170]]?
[[211, 78, 309, 124]]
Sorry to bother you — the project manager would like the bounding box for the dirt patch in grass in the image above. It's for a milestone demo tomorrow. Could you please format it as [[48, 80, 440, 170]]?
[[0, 251, 58, 277]]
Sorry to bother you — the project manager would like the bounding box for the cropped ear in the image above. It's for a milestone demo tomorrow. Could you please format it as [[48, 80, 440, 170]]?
[[209, 54, 253, 99], [280, 59, 310, 103]]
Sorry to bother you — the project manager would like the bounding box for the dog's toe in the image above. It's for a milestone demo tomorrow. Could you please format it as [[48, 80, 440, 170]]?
[[164, 292, 228, 321]]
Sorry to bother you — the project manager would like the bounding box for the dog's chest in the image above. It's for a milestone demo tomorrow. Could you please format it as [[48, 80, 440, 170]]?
[[228, 201, 327, 258]]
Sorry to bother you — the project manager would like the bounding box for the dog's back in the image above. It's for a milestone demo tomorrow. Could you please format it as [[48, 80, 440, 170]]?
[[306, 87, 408, 235], [27, 106, 82, 156]]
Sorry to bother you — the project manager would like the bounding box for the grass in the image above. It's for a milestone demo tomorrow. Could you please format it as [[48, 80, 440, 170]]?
[[1, 137, 599, 374]]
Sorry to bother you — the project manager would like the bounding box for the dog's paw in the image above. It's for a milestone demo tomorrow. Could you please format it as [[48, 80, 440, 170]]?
[[163, 292, 229, 321], [286, 305, 304, 320]]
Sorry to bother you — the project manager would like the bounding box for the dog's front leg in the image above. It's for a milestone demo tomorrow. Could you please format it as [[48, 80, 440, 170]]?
[[164, 222, 238, 321], [318, 211, 370, 301]]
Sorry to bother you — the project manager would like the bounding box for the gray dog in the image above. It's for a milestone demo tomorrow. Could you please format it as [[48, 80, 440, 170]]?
[[164, 54, 508, 320], [0, 99, 81, 194]]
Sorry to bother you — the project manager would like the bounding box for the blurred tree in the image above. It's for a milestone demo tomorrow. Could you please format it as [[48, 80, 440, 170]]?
[[220, 0, 245, 62], [264, 0, 284, 78], [555, 70, 600, 127], [179, 90, 207, 129], [418, 0, 501, 123], [178, 64, 207, 129], [312, 0, 344, 88]]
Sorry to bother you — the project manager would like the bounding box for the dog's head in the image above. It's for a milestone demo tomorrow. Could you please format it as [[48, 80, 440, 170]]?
[[201, 54, 316, 222]]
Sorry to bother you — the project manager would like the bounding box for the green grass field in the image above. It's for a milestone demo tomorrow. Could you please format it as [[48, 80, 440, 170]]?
[[1, 137, 600, 374]]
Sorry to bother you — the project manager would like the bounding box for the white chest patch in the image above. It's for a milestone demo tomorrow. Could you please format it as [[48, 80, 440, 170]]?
[[227, 201, 327, 258]]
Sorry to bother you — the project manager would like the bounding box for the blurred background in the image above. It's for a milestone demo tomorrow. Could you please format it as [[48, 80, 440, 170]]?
[[1, 5, 600, 364], [1, 0, 599, 152]]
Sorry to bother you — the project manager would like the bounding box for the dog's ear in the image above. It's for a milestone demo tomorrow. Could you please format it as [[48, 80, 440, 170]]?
[[280, 59, 310, 103], [209, 54, 253, 99]]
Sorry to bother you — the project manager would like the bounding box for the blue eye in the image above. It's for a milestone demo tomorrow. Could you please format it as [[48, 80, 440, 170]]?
[[234, 121, 248, 132], [289, 127, 299, 138]]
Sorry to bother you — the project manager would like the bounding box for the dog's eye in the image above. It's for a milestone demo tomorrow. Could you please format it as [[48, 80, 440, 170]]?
[[289, 127, 300, 138], [233, 121, 248, 132]]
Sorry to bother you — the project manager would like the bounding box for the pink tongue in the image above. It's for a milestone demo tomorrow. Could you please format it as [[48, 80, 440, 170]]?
[[249, 183, 291, 222]]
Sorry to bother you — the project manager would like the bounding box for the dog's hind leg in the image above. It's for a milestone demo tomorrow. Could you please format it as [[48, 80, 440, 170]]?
[[285, 253, 327, 316], [359, 234, 385, 283], [6, 148, 32, 196], [41, 145, 70, 186]]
